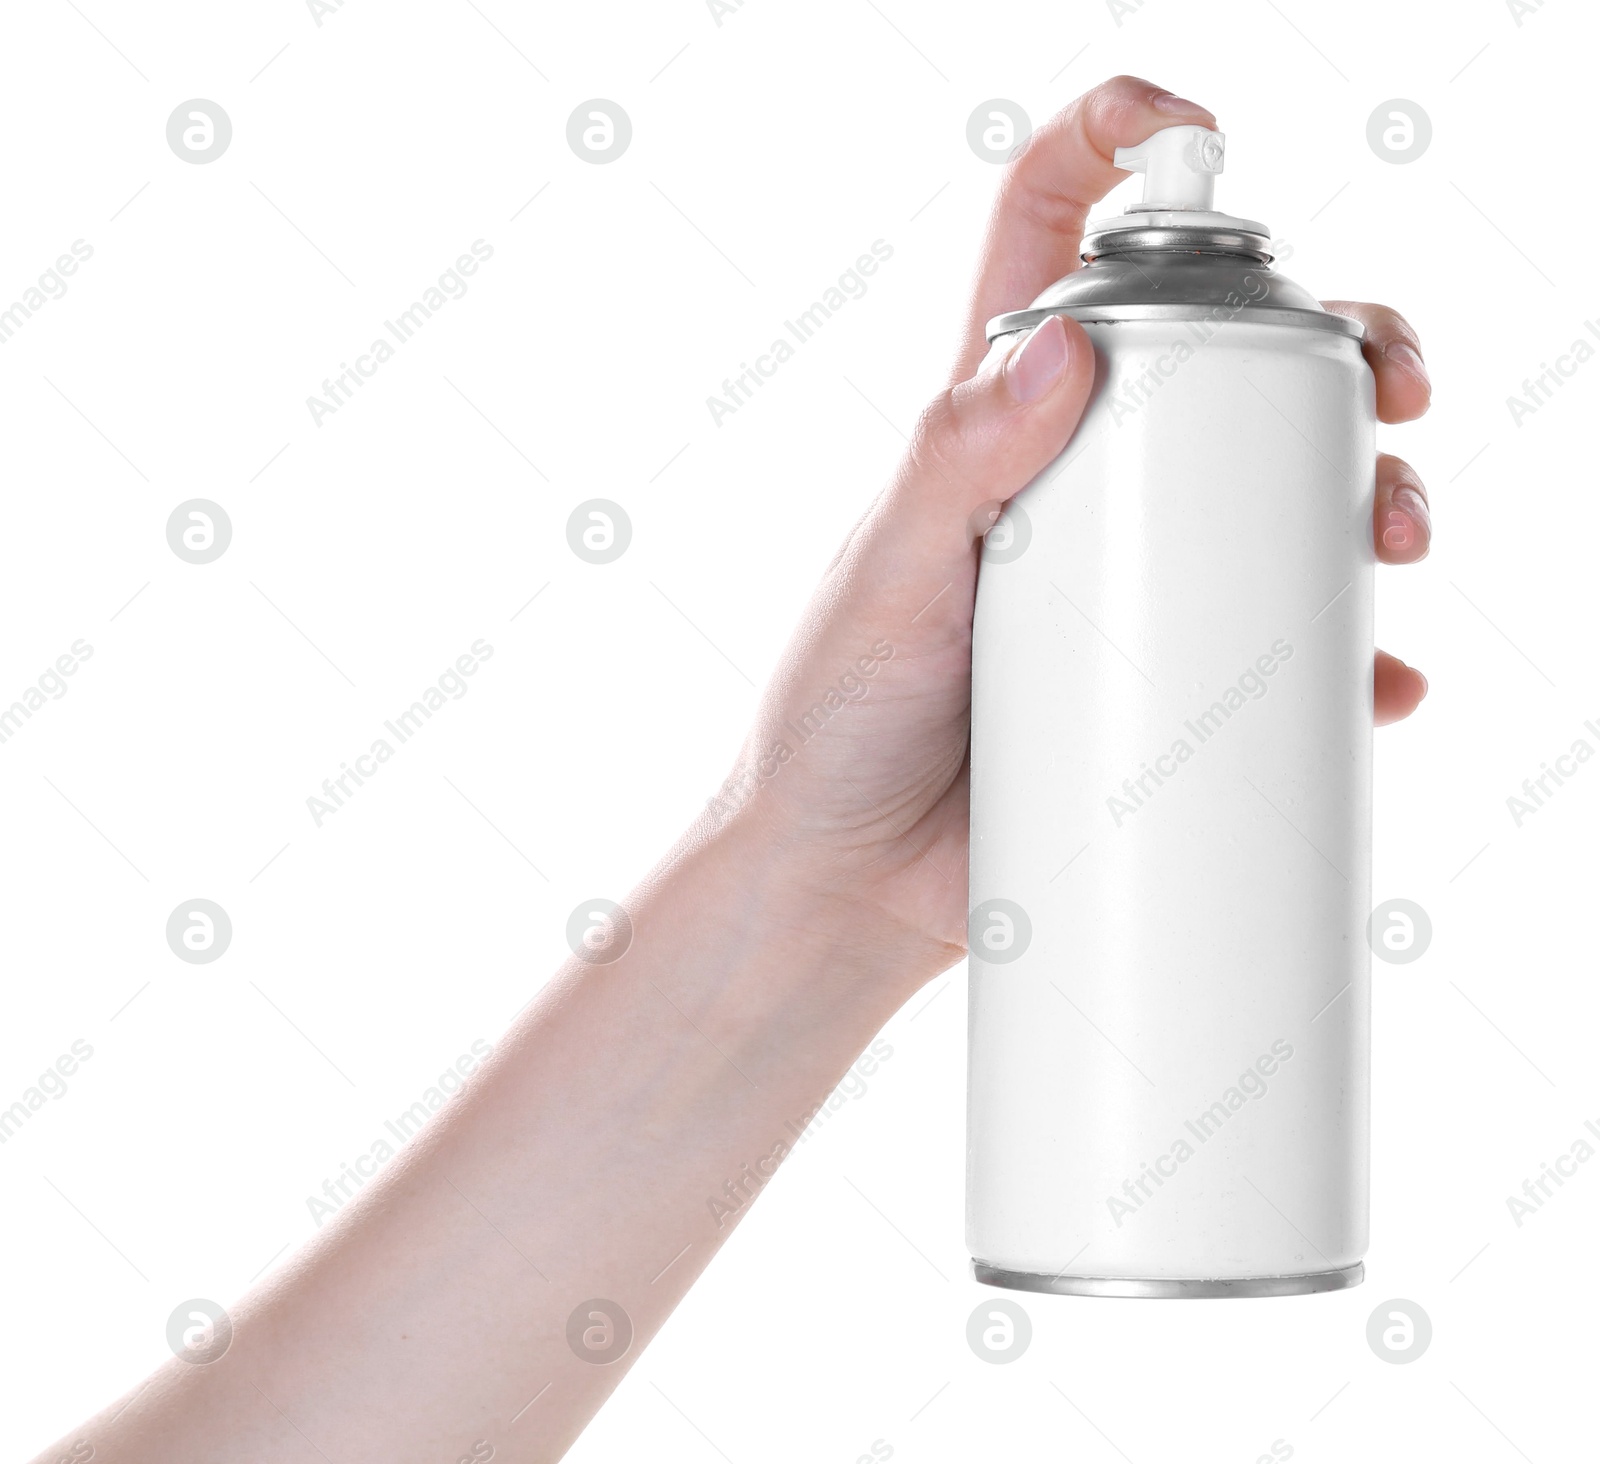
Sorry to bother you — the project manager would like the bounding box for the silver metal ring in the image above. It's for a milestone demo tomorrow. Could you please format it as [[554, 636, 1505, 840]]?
[[984, 303, 1366, 342], [972, 1261, 1364, 1299], [1081, 226, 1273, 261]]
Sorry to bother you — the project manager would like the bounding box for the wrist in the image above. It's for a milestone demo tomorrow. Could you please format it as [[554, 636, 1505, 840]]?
[[675, 806, 958, 1020]]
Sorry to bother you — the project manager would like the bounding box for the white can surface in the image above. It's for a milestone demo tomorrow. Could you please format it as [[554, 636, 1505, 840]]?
[[966, 126, 1378, 1298]]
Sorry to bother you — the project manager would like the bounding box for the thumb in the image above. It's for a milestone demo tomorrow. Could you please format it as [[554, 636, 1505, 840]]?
[[887, 312, 1095, 566], [790, 313, 1094, 675]]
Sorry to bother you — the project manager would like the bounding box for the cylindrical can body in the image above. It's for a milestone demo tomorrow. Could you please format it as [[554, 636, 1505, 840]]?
[[967, 316, 1376, 1295]]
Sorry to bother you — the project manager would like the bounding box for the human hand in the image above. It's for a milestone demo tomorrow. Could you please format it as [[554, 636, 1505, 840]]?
[[721, 75, 1431, 983]]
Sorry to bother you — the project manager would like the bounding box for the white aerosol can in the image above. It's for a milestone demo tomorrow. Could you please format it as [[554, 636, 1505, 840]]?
[[968, 126, 1376, 1297]]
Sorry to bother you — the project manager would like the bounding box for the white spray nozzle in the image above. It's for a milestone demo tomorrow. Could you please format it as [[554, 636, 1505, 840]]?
[[1113, 126, 1226, 212]]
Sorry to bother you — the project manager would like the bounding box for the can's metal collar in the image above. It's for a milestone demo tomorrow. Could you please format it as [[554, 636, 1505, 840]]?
[[985, 214, 1363, 343]]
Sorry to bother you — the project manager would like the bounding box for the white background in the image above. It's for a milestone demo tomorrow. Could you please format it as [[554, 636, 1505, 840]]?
[[1, 0, 1594, 1459]]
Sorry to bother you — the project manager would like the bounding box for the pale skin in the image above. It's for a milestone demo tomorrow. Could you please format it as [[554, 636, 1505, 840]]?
[[35, 77, 1432, 1463]]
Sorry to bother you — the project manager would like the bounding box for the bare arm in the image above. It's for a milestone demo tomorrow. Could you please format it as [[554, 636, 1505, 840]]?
[[34, 75, 1431, 1464], [62, 819, 940, 1461]]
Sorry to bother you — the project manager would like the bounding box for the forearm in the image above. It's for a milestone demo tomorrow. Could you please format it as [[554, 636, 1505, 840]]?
[[27, 71, 1435, 1464], [54, 813, 942, 1463]]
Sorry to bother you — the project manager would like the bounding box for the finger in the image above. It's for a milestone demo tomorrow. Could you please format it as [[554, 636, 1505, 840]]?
[[953, 76, 1216, 382], [1374, 453, 1431, 564], [1321, 302, 1430, 423], [1375, 649, 1427, 726]]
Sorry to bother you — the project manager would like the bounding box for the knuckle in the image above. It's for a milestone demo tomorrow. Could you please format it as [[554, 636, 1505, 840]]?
[[1101, 73, 1156, 102], [1352, 303, 1421, 352], [1375, 307, 1421, 350], [907, 390, 971, 486]]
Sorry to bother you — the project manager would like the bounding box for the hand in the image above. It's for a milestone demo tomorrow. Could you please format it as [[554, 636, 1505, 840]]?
[[36, 77, 1435, 1464], [722, 76, 1431, 980]]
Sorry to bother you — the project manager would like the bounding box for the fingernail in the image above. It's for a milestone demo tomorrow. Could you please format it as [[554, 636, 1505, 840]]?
[[1385, 340, 1430, 390], [1004, 315, 1069, 404], [1153, 91, 1205, 114], [1417, 670, 1429, 697]]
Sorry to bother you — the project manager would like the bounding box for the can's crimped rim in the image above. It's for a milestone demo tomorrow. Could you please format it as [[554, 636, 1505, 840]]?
[[985, 303, 1367, 342], [972, 1260, 1365, 1298]]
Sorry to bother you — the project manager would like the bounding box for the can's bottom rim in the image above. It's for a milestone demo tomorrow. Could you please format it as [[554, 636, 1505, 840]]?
[[972, 1261, 1364, 1299]]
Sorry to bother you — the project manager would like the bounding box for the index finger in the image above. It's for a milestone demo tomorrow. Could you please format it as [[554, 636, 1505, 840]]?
[[952, 75, 1216, 383]]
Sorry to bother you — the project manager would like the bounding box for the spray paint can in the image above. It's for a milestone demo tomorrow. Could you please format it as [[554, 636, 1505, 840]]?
[[967, 126, 1376, 1297]]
